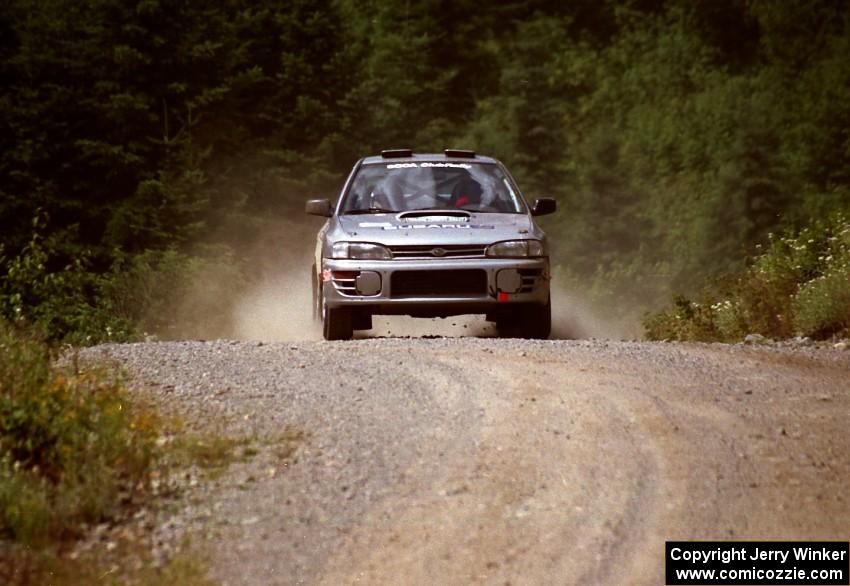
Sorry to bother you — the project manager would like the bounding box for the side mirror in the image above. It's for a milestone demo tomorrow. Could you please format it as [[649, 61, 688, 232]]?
[[531, 197, 557, 216], [305, 199, 332, 217]]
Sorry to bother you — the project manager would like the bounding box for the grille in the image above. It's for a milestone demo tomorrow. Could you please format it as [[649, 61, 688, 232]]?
[[388, 244, 487, 259], [391, 269, 487, 298], [518, 268, 542, 293], [332, 276, 357, 296]]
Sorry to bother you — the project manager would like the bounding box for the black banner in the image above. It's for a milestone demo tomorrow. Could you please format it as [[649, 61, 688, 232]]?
[[666, 541, 849, 585]]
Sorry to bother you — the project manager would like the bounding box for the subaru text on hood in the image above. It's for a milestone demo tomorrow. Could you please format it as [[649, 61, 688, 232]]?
[[306, 149, 556, 340]]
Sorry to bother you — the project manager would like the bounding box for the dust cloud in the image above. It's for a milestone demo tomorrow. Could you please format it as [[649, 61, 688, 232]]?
[[362, 315, 496, 339], [549, 283, 640, 340], [169, 211, 637, 342], [230, 270, 321, 341], [226, 213, 323, 342]]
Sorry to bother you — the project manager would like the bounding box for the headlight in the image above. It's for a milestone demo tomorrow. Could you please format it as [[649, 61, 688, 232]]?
[[331, 242, 392, 260], [486, 239, 545, 258]]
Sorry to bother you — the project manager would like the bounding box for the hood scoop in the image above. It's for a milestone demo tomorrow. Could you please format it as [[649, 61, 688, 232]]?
[[396, 210, 470, 221]]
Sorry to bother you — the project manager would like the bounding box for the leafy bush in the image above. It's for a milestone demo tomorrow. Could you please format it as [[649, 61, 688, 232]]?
[[1, 217, 246, 344], [0, 221, 136, 345], [642, 295, 722, 342], [644, 214, 850, 341], [792, 229, 850, 337], [0, 323, 158, 546]]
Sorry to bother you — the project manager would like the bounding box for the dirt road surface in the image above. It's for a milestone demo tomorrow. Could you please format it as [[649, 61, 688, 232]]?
[[84, 338, 850, 585]]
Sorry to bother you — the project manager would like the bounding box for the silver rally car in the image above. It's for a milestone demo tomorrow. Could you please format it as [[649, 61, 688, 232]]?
[[306, 149, 556, 340]]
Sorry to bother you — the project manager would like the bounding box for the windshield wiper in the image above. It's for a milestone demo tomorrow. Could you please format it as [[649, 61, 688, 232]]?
[[344, 207, 398, 215]]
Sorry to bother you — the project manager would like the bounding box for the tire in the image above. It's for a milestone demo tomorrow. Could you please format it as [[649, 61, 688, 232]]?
[[519, 299, 551, 339], [497, 300, 551, 339], [322, 301, 353, 340], [495, 314, 521, 338]]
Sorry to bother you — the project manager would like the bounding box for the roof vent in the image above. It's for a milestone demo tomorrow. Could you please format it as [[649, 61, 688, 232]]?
[[444, 149, 476, 158], [381, 149, 413, 158]]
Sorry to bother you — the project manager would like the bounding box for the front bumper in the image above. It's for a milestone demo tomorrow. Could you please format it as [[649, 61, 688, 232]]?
[[321, 257, 550, 316]]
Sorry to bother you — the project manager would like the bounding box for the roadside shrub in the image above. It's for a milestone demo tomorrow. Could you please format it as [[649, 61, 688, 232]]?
[[642, 294, 725, 341], [792, 225, 850, 337], [0, 322, 158, 546], [1, 218, 246, 344], [644, 214, 850, 341], [794, 265, 850, 337], [0, 224, 135, 345]]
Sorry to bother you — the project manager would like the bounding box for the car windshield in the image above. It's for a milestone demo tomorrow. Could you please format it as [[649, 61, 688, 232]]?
[[341, 162, 524, 214]]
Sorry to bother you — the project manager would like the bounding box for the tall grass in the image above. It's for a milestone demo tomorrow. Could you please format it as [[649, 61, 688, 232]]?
[[0, 323, 158, 546]]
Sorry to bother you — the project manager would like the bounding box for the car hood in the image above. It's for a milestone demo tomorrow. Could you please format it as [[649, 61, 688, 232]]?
[[333, 211, 539, 246]]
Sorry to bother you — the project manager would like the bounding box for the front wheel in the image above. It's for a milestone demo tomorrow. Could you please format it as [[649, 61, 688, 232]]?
[[497, 300, 551, 339], [322, 300, 353, 340], [518, 299, 551, 339]]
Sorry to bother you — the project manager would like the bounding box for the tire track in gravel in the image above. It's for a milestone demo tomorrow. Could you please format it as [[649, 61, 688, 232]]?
[[81, 339, 850, 586], [315, 349, 681, 585], [204, 345, 489, 586]]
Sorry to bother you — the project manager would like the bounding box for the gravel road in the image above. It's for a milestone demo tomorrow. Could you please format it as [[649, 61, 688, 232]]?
[[81, 338, 850, 585]]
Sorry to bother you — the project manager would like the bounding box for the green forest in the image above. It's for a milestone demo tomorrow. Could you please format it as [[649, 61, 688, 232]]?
[[2, 0, 849, 342]]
